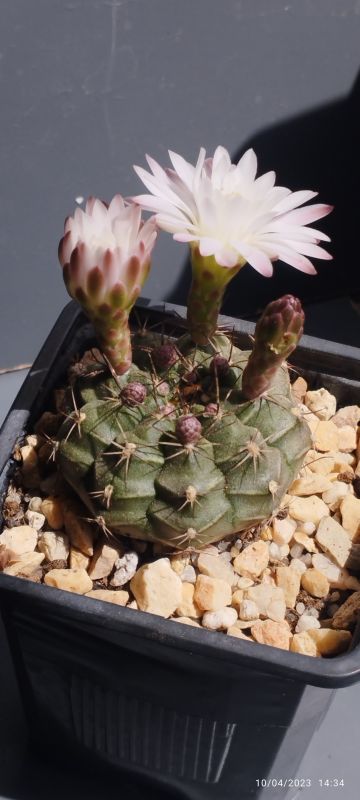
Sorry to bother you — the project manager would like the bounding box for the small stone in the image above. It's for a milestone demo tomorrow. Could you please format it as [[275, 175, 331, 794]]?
[[322, 481, 350, 512], [296, 602, 306, 614], [69, 547, 90, 571], [292, 376, 307, 402], [290, 632, 318, 656], [127, 599, 138, 610], [198, 551, 234, 584], [110, 551, 139, 587], [239, 599, 259, 621], [37, 531, 69, 562], [231, 589, 244, 612], [88, 542, 122, 580], [173, 617, 201, 627], [304, 388, 337, 421], [251, 619, 291, 650], [0, 525, 37, 555], [28, 496, 43, 512], [305, 450, 335, 475], [260, 525, 273, 542], [332, 451, 356, 470], [290, 543, 304, 559], [41, 497, 64, 529], [202, 607, 238, 631], [25, 434, 41, 448], [24, 510, 45, 531], [301, 521, 316, 535], [289, 475, 332, 496], [3, 551, 44, 578], [292, 404, 319, 435], [316, 516, 353, 567], [295, 614, 321, 633], [245, 584, 286, 622], [85, 589, 129, 605], [44, 568, 93, 594], [332, 405, 360, 429], [130, 558, 182, 617], [293, 531, 318, 553], [276, 566, 301, 608], [289, 496, 329, 525], [290, 558, 307, 575], [331, 592, 360, 629], [338, 426, 357, 453], [170, 554, 191, 575], [227, 626, 253, 641], [63, 505, 94, 556], [272, 516, 296, 545], [194, 574, 232, 611], [269, 542, 282, 560], [301, 568, 330, 598], [312, 552, 360, 591], [313, 420, 339, 452], [340, 495, 360, 540], [233, 540, 269, 578], [20, 445, 38, 469], [181, 564, 197, 583], [308, 628, 351, 655], [235, 576, 254, 589], [176, 582, 202, 618], [300, 553, 312, 566]]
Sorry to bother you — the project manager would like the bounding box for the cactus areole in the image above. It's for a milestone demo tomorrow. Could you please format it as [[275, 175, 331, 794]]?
[[57, 146, 332, 549]]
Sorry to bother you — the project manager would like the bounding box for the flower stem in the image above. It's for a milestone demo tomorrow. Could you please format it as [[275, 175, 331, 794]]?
[[187, 247, 244, 344], [92, 308, 132, 375]]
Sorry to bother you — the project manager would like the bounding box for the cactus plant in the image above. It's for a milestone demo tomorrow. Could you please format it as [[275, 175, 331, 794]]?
[[56, 146, 332, 549]]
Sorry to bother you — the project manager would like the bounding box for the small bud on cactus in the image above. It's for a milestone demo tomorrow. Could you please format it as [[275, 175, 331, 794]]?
[[152, 343, 178, 371], [175, 415, 202, 445], [121, 382, 147, 407], [204, 402, 219, 416], [242, 294, 305, 400], [58, 196, 157, 374], [210, 355, 230, 377]]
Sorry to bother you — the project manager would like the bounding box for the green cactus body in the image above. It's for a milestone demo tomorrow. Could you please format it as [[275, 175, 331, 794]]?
[[57, 330, 311, 550]]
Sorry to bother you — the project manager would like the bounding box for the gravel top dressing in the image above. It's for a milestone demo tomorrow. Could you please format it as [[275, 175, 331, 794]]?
[[1, 355, 360, 661]]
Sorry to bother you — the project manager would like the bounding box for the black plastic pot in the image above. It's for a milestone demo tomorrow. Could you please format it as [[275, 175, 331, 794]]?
[[1, 299, 360, 800]]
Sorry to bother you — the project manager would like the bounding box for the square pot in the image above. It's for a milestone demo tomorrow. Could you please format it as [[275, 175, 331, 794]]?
[[1, 298, 360, 800]]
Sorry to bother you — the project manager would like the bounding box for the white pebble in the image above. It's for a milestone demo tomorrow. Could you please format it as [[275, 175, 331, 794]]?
[[296, 602, 305, 614], [290, 558, 307, 575], [202, 607, 238, 631], [217, 540, 230, 552], [181, 565, 197, 583], [278, 544, 290, 558], [234, 539, 243, 551], [25, 510, 45, 531], [28, 496, 43, 512], [300, 522, 316, 536], [219, 551, 232, 563], [295, 614, 321, 633], [269, 542, 281, 559], [307, 607, 319, 618], [239, 599, 259, 621], [110, 552, 139, 587], [300, 553, 312, 566], [290, 544, 304, 559]]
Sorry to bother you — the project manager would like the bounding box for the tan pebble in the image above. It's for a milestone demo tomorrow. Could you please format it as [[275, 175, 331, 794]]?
[[315, 516, 352, 567], [130, 558, 182, 617], [44, 568, 93, 594], [230, 545, 240, 558], [127, 600, 138, 610], [233, 540, 269, 578], [251, 619, 291, 650], [193, 574, 232, 612], [332, 451, 356, 470], [289, 474, 332, 496], [173, 617, 201, 627], [28, 496, 43, 512], [340, 495, 360, 540], [41, 497, 64, 530], [293, 531, 318, 553], [289, 558, 307, 575], [25, 434, 41, 449], [308, 627, 351, 655], [239, 599, 259, 621], [231, 589, 244, 612], [312, 552, 360, 591], [292, 404, 319, 435], [301, 568, 330, 598], [331, 592, 360, 629], [305, 388, 337, 421], [235, 576, 254, 589], [69, 547, 90, 570], [202, 607, 238, 631], [197, 551, 234, 584], [3, 551, 44, 578], [313, 420, 339, 452], [37, 531, 69, 561], [176, 582, 202, 618], [24, 510, 45, 531], [272, 516, 296, 545], [170, 554, 190, 575], [20, 445, 38, 470], [63, 505, 94, 556], [292, 376, 308, 402], [0, 525, 37, 555], [332, 405, 360, 429], [245, 584, 286, 622], [338, 426, 357, 453], [289, 496, 329, 525], [88, 541, 122, 580], [276, 566, 301, 608], [85, 589, 129, 606], [305, 450, 335, 475], [227, 626, 253, 641], [322, 481, 351, 511], [290, 632, 318, 657]]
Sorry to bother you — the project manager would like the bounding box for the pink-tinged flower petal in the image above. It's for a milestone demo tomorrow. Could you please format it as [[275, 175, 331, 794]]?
[[273, 190, 318, 214], [275, 246, 317, 274], [236, 148, 258, 182], [173, 231, 197, 243], [214, 244, 239, 268], [279, 203, 333, 226], [199, 237, 223, 258], [281, 240, 332, 260], [237, 242, 274, 276], [168, 150, 195, 189]]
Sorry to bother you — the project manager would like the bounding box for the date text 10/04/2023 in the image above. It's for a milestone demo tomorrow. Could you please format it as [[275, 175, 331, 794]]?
[[255, 778, 345, 789]]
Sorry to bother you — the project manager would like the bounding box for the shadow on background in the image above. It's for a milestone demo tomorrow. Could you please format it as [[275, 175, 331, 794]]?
[[167, 72, 360, 322]]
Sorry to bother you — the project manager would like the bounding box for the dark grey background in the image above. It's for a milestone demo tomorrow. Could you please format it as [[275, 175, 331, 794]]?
[[0, 0, 359, 371], [1, 2, 360, 798]]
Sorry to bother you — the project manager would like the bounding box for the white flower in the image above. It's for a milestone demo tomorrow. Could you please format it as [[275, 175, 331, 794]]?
[[59, 195, 157, 302], [133, 146, 333, 276]]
